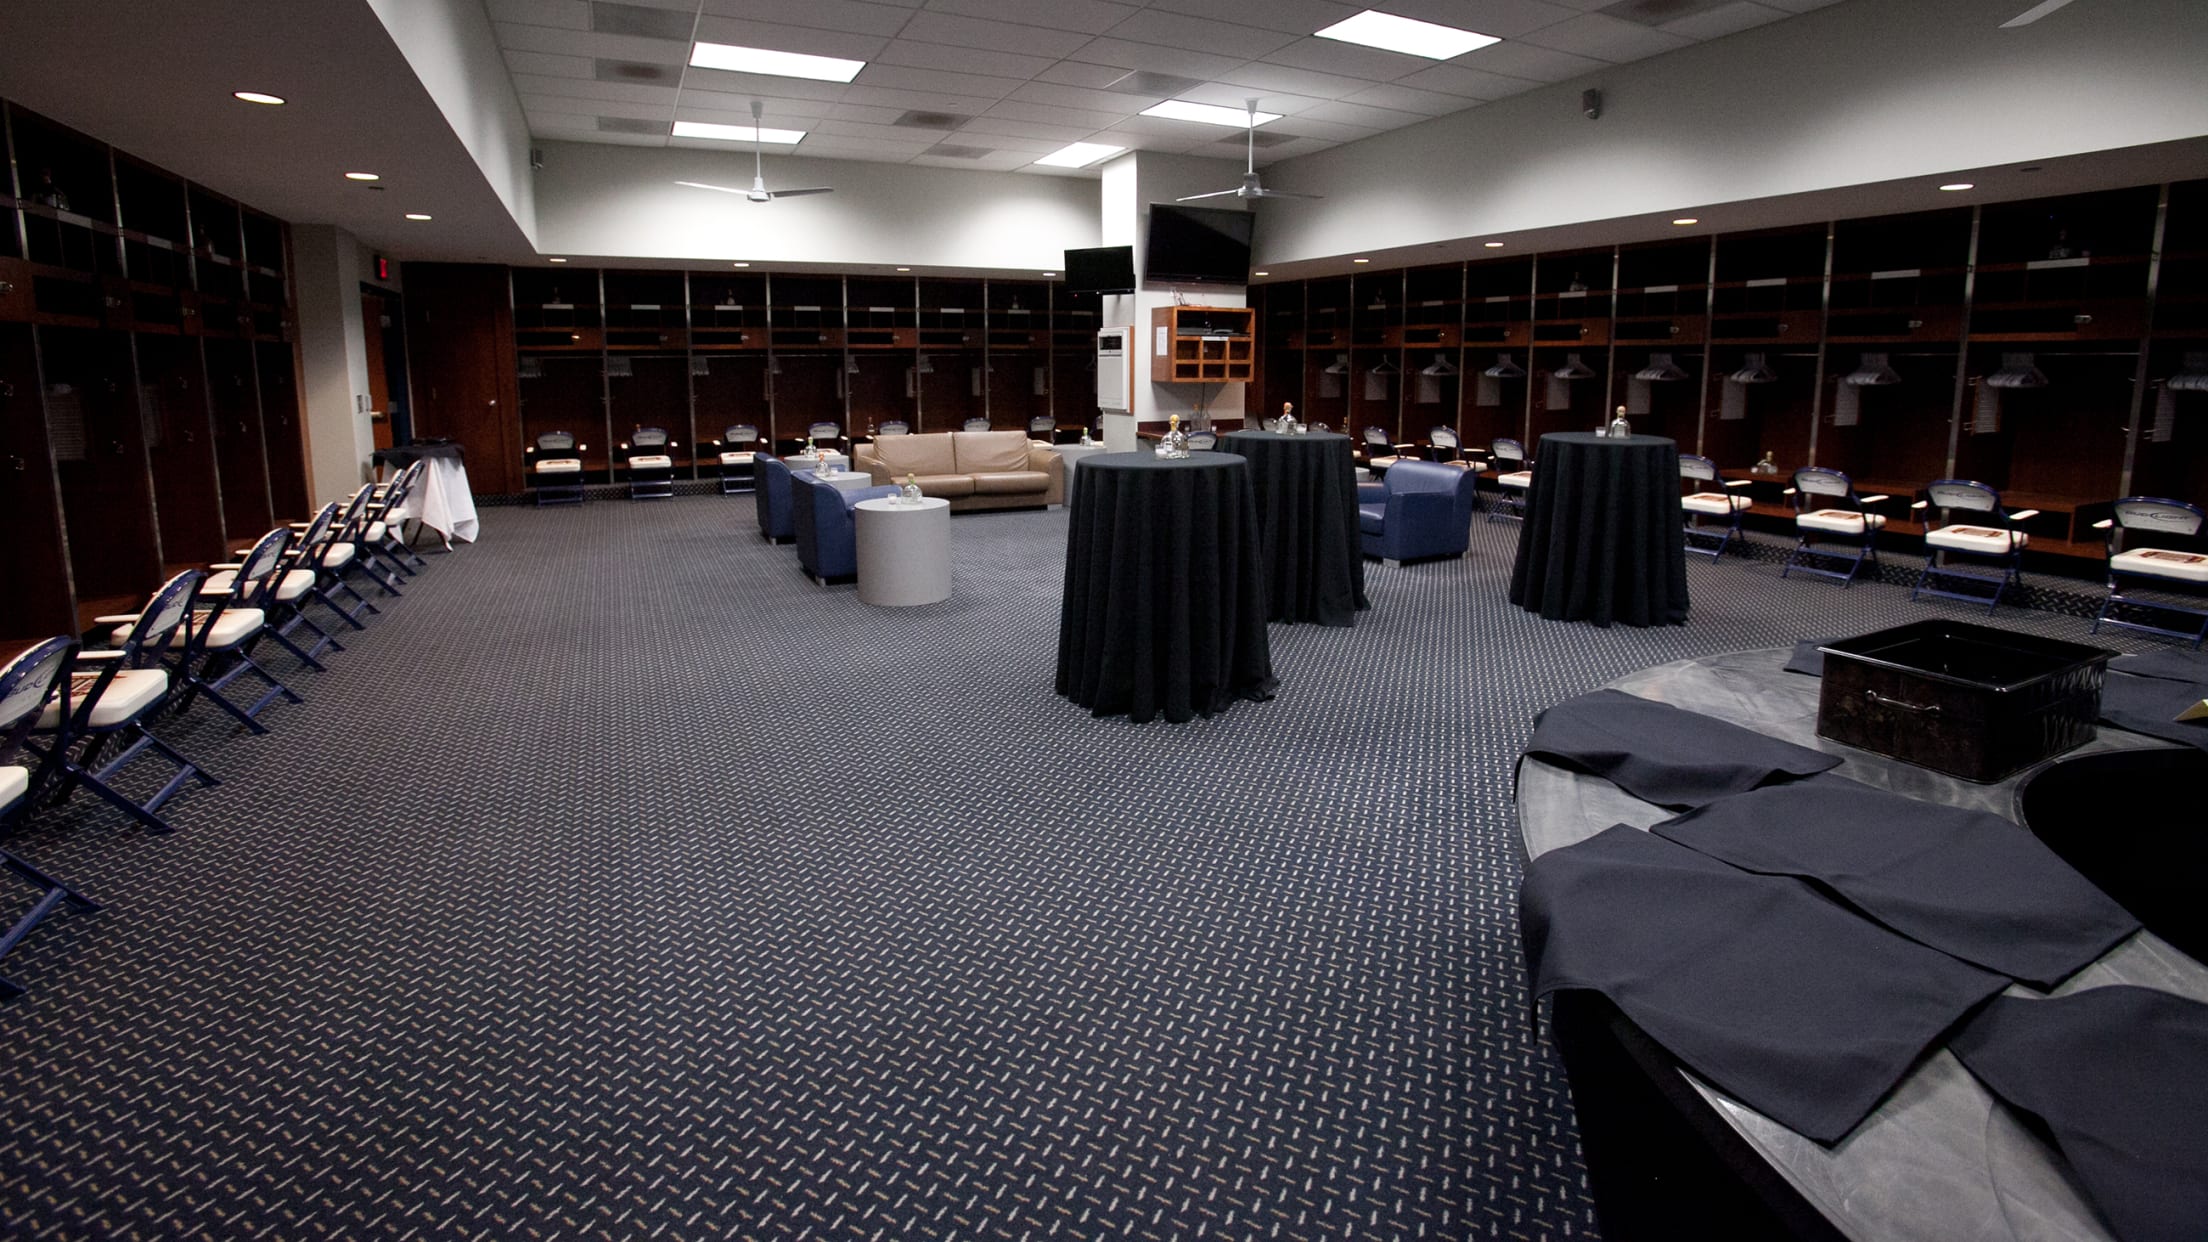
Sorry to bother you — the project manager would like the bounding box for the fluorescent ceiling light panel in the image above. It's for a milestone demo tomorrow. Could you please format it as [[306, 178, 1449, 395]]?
[[1034, 141, 1124, 168], [1140, 100, 1281, 128], [1313, 11, 1500, 60], [672, 121, 805, 144], [688, 41, 864, 83]]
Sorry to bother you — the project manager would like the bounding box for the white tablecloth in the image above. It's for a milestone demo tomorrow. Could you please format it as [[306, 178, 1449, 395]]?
[[390, 457, 479, 544]]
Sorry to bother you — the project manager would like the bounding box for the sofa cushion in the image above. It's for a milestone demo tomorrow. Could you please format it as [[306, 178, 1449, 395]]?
[[871, 434, 957, 477], [914, 474, 977, 498], [952, 430, 1032, 474], [970, 470, 1050, 495]]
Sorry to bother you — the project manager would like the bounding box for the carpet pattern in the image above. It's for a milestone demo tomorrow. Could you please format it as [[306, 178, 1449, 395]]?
[[0, 496, 2162, 1240]]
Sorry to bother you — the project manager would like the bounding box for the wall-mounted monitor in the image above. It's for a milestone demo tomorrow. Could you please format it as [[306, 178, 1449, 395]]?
[[1063, 245, 1136, 296], [1145, 204, 1252, 286]]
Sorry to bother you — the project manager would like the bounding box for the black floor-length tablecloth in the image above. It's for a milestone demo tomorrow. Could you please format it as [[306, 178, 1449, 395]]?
[[1508, 432, 1688, 627], [1056, 451, 1277, 723], [1220, 429, 1368, 627]]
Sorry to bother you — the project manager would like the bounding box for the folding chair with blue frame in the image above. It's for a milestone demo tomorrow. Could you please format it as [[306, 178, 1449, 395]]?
[[309, 484, 389, 627], [1781, 467, 1891, 587], [1186, 429, 1219, 451], [1488, 438, 1532, 522], [1363, 425, 1414, 472], [526, 431, 587, 505], [2091, 497, 2208, 648], [28, 571, 218, 834], [1429, 426, 1463, 463], [102, 527, 302, 734], [713, 423, 760, 494], [359, 460, 429, 580], [0, 637, 101, 1000], [620, 427, 677, 499], [228, 505, 346, 670], [1678, 454, 1752, 560], [1909, 479, 2038, 614]]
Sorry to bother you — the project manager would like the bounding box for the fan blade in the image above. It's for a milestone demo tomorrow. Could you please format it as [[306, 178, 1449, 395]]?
[[2001, 0, 2078, 26], [1249, 187, 1323, 200], [1175, 188, 1245, 202], [765, 187, 834, 199], [676, 180, 751, 195]]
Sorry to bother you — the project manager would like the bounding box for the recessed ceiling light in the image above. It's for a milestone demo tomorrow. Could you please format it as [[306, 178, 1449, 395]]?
[[672, 121, 805, 144], [548, 257, 567, 263], [1483, 241, 1505, 248], [233, 90, 286, 106], [688, 41, 864, 83], [1940, 182, 1975, 191], [1352, 258, 1370, 264], [1313, 10, 1500, 60], [896, 267, 910, 272], [1253, 270, 1270, 277], [1042, 271, 1057, 277], [1141, 100, 1282, 128], [1034, 141, 1124, 169], [733, 262, 750, 267], [344, 172, 380, 182], [1672, 217, 1699, 225], [405, 213, 432, 221]]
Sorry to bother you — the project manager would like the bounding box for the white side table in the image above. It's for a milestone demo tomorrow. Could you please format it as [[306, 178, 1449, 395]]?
[[854, 497, 952, 606], [1049, 443, 1111, 506], [806, 469, 875, 493], [787, 451, 851, 474]]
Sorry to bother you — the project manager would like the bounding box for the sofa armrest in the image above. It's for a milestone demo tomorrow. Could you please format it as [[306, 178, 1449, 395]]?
[[1356, 482, 1387, 505], [1027, 444, 1066, 483], [854, 444, 891, 486], [843, 485, 901, 510], [1390, 491, 1457, 525]]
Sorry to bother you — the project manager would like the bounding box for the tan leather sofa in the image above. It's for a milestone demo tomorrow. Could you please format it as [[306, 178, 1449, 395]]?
[[855, 430, 1064, 512]]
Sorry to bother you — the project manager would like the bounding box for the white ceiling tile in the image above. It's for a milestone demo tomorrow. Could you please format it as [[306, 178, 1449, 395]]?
[[496, 22, 688, 62], [1756, 0, 1848, 11], [897, 11, 1097, 57], [697, 0, 916, 36], [595, 0, 696, 11], [519, 94, 604, 118], [1455, 40, 1606, 81], [1005, 80, 1152, 114], [688, 15, 891, 60], [816, 118, 958, 142], [922, 0, 1141, 35], [1258, 37, 1434, 82], [1174, 85, 1330, 116], [822, 102, 909, 124], [872, 39, 1058, 79], [538, 95, 667, 121], [1088, 127, 1205, 154], [1294, 100, 1431, 130], [838, 84, 1008, 114], [1659, 1, 1788, 40], [1211, 62, 1381, 102], [504, 49, 596, 79], [487, 0, 591, 31], [1376, 0, 1581, 39], [1340, 83, 1485, 117], [1064, 37, 1247, 81], [575, 130, 670, 147], [957, 116, 1101, 142], [513, 73, 679, 105], [1260, 115, 1383, 143], [1034, 61, 1130, 89], [980, 99, 1130, 129], [794, 134, 939, 156], [1140, 0, 1362, 37], [1100, 10, 1302, 59], [678, 93, 836, 122], [854, 63, 1027, 99], [1393, 62, 1543, 99], [1515, 13, 1692, 62]]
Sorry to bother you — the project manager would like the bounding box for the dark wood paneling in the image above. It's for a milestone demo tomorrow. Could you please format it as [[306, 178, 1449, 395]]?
[[404, 263, 521, 496], [43, 325, 162, 611], [208, 336, 271, 532], [255, 338, 306, 519], [0, 322, 75, 638], [136, 332, 226, 564]]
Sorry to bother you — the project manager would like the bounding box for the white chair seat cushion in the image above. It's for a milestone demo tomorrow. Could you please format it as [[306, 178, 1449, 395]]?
[[274, 568, 316, 601], [39, 667, 168, 729], [1928, 524, 2025, 553], [2112, 547, 2208, 584], [1367, 455, 1401, 468], [1682, 492, 1752, 515], [110, 607, 263, 649], [204, 569, 240, 594], [536, 458, 583, 473], [1798, 508, 1887, 534], [322, 544, 357, 569], [0, 764, 26, 811], [629, 455, 673, 469], [719, 451, 755, 465], [1497, 471, 1533, 490], [365, 520, 386, 541]]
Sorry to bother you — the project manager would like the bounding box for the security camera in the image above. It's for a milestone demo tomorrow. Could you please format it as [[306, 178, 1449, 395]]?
[[1582, 89, 1602, 121]]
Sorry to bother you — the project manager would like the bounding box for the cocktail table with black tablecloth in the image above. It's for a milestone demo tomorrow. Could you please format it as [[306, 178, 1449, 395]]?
[[1508, 432, 1688, 627], [1056, 451, 1276, 724], [1219, 429, 1368, 627]]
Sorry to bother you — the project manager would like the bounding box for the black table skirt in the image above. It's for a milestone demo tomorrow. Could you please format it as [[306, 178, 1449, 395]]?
[[1056, 451, 1277, 723], [1220, 430, 1368, 627], [372, 442, 465, 468], [1508, 432, 1688, 627]]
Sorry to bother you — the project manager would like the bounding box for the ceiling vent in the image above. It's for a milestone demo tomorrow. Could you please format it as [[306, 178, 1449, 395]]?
[[1105, 70, 1206, 98], [595, 59, 678, 83], [894, 111, 972, 130], [596, 116, 665, 135], [589, 2, 695, 41]]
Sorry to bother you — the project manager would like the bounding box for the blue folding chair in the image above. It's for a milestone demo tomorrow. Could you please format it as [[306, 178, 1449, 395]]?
[[0, 637, 101, 1000], [2092, 497, 2208, 647], [715, 423, 760, 495], [1186, 429, 1219, 451], [230, 505, 347, 670], [1910, 479, 2037, 613], [29, 571, 217, 834], [621, 426, 677, 499], [1679, 454, 1752, 560], [103, 526, 302, 734], [1781, 467, 1890, 587], [527, 431, 587, 505], [1488, 438, 1532, 522]]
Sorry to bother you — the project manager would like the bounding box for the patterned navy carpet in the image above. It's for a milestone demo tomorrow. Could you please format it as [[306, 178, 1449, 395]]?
[[0, 496, 2158, 1239]]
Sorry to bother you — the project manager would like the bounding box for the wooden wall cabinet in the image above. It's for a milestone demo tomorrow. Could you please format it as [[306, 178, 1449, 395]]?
[[1150, 305, 1253, 384]]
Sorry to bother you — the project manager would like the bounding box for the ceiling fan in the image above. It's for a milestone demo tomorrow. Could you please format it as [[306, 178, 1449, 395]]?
[[1177, 99, 1320, 203], [2000, 0, 2080, 27], [676, 100, 833, 203]]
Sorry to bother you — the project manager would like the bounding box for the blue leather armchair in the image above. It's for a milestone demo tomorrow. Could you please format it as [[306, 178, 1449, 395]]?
[[754, 453, 795, 543], [791, 476, 901, 583], [1358, 459, 1479, 563]]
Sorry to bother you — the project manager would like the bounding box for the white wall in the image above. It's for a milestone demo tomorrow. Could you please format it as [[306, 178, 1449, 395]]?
[[291, 225, 376, 505], [533, 141, 1098, 270], [369, 0, 539, 246], [1257, 0, 2208, 265]]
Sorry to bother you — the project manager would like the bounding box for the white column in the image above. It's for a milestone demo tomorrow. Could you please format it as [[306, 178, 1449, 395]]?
[[290, 224, 378, 505]]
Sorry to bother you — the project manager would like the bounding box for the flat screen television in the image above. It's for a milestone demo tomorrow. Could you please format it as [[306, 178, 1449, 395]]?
[[1146, 203, 1253, 286], [1063, 244, 1136, 295]]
